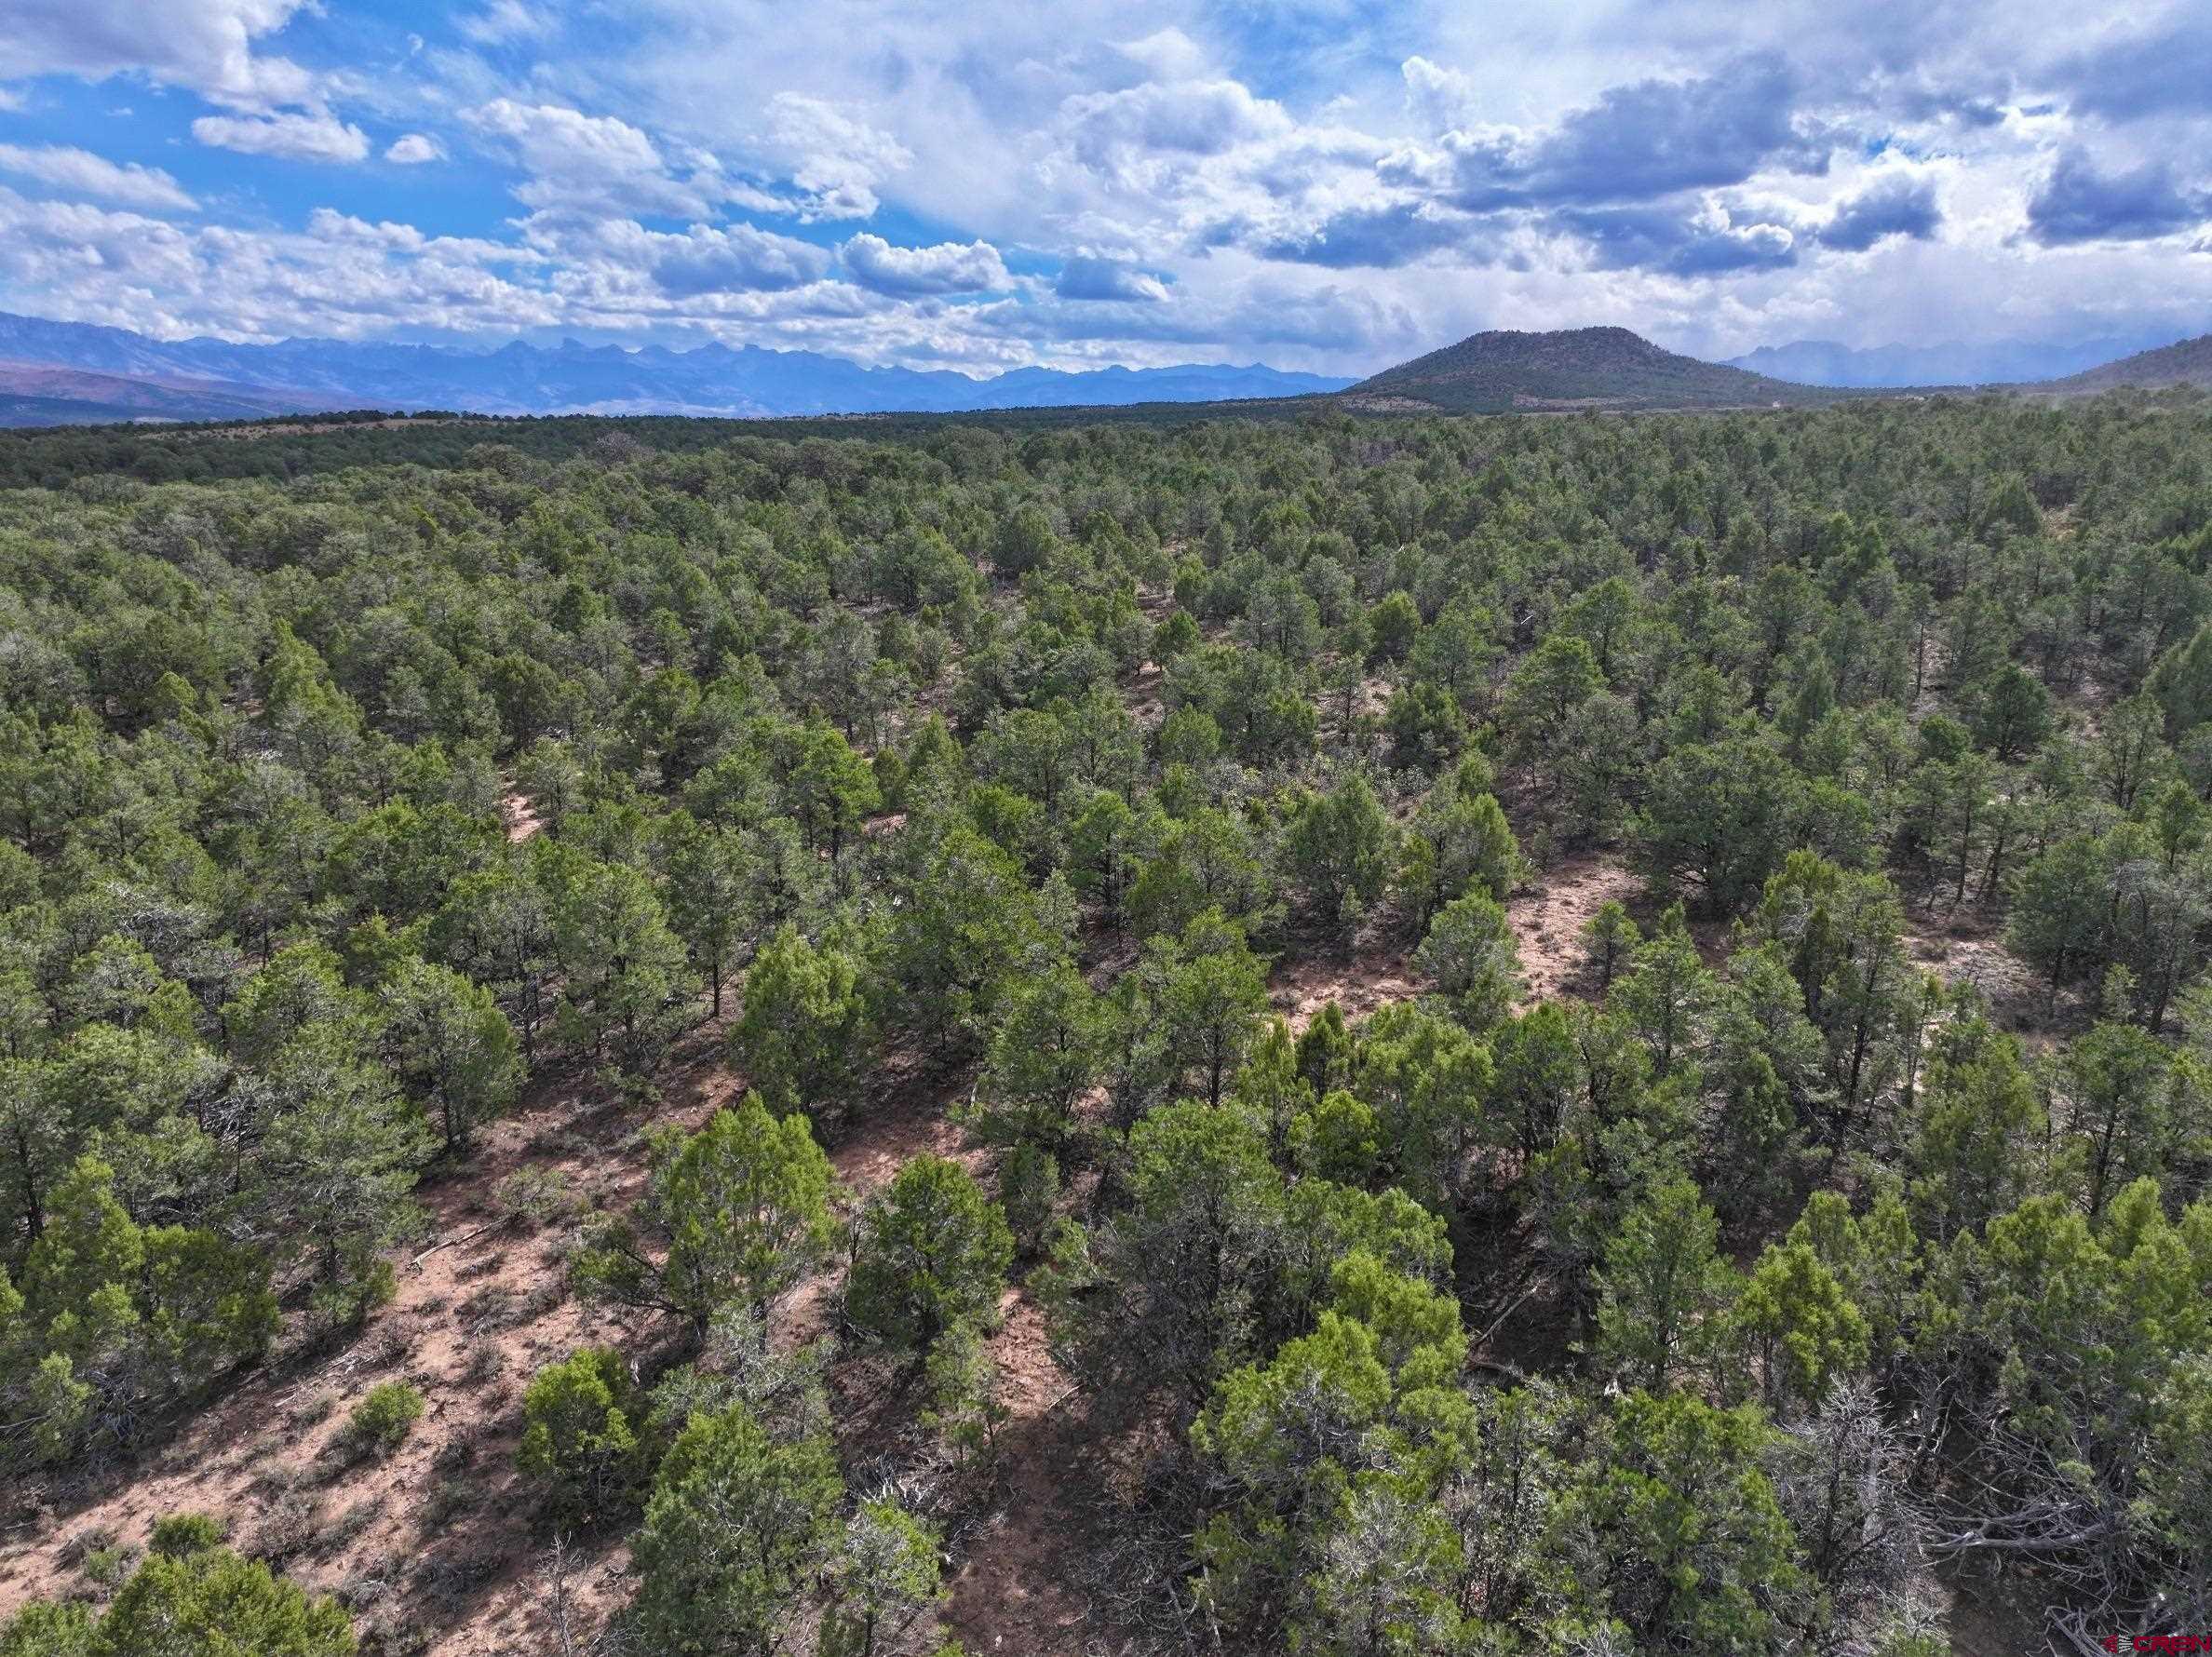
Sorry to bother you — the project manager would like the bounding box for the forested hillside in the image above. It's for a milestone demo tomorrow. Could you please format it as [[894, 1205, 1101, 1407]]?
[[1, 392, 2210, 1655], [1346, 327, 1841, 413]]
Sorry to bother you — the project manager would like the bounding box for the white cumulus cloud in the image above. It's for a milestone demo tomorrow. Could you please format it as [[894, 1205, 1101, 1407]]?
[[2, 0, 318, 109], [0, 143, 196, 209], [193, 110, 371, 164], [762, 93, 913, 221], [842, 234, 1009, 295], [384, 133, 444, 165]]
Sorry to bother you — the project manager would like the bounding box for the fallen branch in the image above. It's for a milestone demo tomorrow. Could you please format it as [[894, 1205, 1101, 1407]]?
[[1467, 1356, 1531, 1384], [411, 1217, 511, 1268], [1468, 1281, 1540, 1357]]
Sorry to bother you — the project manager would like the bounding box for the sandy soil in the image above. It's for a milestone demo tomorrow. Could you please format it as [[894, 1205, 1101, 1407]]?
[[1504, 852, 1640, 1005], [1271, 937, 1417, 1033], [501, 789, 543, 843], [0, 1005, 1115, 1653]]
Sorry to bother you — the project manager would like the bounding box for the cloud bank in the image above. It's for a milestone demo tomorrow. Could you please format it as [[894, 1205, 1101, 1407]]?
[[0, 0, 2205, 372]]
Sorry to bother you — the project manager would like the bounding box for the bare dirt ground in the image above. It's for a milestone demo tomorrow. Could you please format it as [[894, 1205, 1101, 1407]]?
[[1504, 852, 1639, 1005], [1899, 898, 2067, 1041], [500, 789, 543, 843], [1271, 934, 1416, 1033], [0, 1020, 1108, 1657], [1266, 850, 1649, 1034]]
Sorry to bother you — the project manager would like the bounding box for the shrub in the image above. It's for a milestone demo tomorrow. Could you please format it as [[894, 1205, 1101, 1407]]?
[[492, 1165, 575, 1229], [998, 1144, 1059, 1257], [341, 1382, 425, 1462], [81, 1543, 137, 1589], [517, 1346, 653, 1528], [149, 1513, 226, 1557]]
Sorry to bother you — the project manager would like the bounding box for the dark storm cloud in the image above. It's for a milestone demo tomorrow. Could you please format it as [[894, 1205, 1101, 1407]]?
[[1560, 204, 1799, 276], [1257, 202, 1494, 268], [1820, 177, 1941, 250], [2026, 150, 2205, 245], [1438, 53, 1828, 211], [2054, 25, 2212, 120]]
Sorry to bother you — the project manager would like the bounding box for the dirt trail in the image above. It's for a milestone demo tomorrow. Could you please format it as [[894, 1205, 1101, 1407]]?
[[937, 1294, 1095, 1652]]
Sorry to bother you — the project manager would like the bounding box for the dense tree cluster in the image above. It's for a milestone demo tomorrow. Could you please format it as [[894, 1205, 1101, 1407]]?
[[4, 391, 2212, 1649]]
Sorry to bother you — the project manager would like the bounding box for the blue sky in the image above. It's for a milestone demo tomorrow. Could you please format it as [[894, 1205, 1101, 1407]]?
[[0, 0, 2206, 374]]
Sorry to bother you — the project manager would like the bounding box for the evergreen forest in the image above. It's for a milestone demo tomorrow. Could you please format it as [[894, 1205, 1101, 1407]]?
[[1, 392, 2210, 1655]]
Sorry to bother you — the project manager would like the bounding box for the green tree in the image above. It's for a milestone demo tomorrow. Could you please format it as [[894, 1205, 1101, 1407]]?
[[730, 927, 870, 1128], [1412, 890, 1521, 1033], [1189, 1258, 1469, 1650], [547, 855, 697, 1075], [1584, 899, 1639, 992], [992, 503, 1058, 575], [1365, 591, 1420, 666], [1905, 1016, 2044, 1242], [2150, 619, 2212, 734], [1634, 737, 1804, 918], [573, 1093, 840, 1340], [2057, 1019, 2177, 1221], [876, 821, 1049, 1053], [383, 958, 520, 1154], [1504, 632, 1602, 749], [2005, 832, 2115, 995], [3, 1155, 276, 1463], [630, 1404, 843, 1657], [1048, 1099, 1285, 1412], [1157, 911, 1272, 1109], [783, 722, 881, 865], [1592, 1178, 1736, 1391], [974, 959, 1110, 1149], [1609, 906, 1712, 1071], [1563, 1392, 1802, 1655], [1731, 1241, 1869, 1410], [1397, 781, 1523, 929], [77, 1541, 354, 1657], [823, 1501, 945, 1657], [847, 1154, 1013, 1361], [254, 1025, 434, 1320], [660, 812, 751, 1016], [1283, 775, 1395, 936], [1962, 662, 2052, 761]]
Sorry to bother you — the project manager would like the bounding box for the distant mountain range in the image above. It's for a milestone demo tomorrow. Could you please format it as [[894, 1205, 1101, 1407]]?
[[0, 312, 1352, 426], [0, 359, 352, 427], [1, 309, 2207, 430], [1723, 333, 2192, 388], [1343, 326, 1841, 414]]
